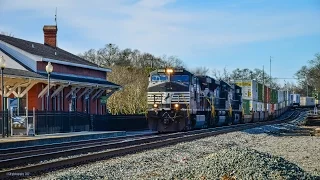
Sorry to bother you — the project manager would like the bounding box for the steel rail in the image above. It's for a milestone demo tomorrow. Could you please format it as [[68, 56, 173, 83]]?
[[0, 110, 302, 180], [0, 110, 296, 168], [0, 133, 158, 160], [0, 132, 157, 155], [0, 110, 294, 161]]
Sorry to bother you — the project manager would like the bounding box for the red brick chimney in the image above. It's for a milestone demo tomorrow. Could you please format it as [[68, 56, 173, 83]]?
[[43, 25, 58, 47]]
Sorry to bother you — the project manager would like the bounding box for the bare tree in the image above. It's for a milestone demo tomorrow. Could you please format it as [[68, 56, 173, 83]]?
[[295, 53, 320, 96], [191, 66, 209, 76], [0, 31, 14, 37], [212, 67, 230, 81]]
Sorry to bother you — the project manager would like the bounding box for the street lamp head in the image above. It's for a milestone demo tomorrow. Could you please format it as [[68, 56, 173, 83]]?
[[46, 62, 53, 74], [0, 56, 6, 69]]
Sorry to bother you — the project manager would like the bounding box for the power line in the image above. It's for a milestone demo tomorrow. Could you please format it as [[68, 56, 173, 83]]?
[[272, 78, 298, 79]]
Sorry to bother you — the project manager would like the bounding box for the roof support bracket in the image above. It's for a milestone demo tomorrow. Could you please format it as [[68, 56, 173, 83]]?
[[106, 89, 117, 98], [19, 82, 37, 98], [5, 83, 20, 97], [94, 89, 105, 100], [38, 84, 54, 98], [78, 88, 90, 99], [91, 89, 103, 100], [51, 85, 67, 98], [65, 87, 77, 99]]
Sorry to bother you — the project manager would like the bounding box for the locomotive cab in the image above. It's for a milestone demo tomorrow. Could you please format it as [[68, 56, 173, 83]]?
[[147, 68, 193, 132]]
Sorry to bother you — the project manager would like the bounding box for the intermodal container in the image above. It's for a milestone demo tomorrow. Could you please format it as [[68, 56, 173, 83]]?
[[264, 103, 268, 112], [250, 100, 258, 112], [242, 99, 250, 115], [278, 91, 284, 104], [284, 91, 288, 105], [290, 94, 300, 105], [257, 102, 263, 112], [258, 83, 263, 102], [264, 85, 268, 103], [271, 89, 278, 104], [267, 103, 272, 113], [271, 104, 275, 113], [267, 87, 271, 103], [300, 97, 315, 106], [270, 89, 274, 103], [235, 80, 258, 101]]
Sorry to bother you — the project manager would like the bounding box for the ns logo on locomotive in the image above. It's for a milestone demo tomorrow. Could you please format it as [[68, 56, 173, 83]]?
[[146, 68, 243, 132]]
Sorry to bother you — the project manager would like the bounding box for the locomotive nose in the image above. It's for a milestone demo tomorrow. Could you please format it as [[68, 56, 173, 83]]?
[[161, 112, 170, 124]]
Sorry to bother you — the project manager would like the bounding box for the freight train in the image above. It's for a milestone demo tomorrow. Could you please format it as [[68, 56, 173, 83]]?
[[146, 68, 290, 132]]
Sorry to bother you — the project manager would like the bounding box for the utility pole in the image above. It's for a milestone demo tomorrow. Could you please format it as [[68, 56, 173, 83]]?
[[263, 65, 265, 111], [263, 65, 265, 88], [270, 56, 272, 88]]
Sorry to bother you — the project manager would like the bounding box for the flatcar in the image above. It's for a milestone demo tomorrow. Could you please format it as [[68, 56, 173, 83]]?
[[146, 68, 243, 132]]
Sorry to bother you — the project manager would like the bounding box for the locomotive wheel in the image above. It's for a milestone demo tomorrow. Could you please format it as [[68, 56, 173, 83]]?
[[214, 110, 219, 126], [207, 111, 214, 128], [225, 115, 232, 126], [239, 112, 245, 124]]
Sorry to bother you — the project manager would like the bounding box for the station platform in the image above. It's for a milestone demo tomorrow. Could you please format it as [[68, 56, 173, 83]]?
[[0, 131, 126, 149]]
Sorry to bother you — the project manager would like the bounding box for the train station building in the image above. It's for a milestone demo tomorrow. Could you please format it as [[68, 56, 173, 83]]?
[[0, 25, 121, 115]]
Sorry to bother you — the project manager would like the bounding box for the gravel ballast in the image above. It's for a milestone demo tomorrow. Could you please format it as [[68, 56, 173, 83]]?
[[28, 115, 320, 180]]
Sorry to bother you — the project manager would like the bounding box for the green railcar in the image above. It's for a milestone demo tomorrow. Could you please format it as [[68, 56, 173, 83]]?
[[258, 83, 263, 102], [242, 99, 250, 115]]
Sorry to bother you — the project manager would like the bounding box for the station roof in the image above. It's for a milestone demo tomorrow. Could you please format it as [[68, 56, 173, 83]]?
[[3, 68, 120, 88], [0, 34, 100, 69]]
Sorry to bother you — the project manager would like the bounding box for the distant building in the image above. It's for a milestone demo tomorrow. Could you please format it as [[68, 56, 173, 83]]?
[[0, 25, 120, 114]]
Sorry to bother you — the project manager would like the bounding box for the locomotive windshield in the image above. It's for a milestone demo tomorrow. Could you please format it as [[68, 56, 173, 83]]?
[[151, 74, 189, 85], [151, 74, 168, 82], [171, 75, 190, 85]]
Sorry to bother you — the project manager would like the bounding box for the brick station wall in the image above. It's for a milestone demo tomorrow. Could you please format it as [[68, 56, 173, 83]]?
[[25, 84, 104, 115]]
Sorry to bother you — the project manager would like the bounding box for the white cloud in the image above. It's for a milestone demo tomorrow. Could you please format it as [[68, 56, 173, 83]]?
[[1, 0, 319, 58]]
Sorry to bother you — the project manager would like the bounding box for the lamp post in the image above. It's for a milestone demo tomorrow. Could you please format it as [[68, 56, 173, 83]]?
[[46, 62, 53, 111], [45, 62, 53, 134], [314, 88, 317, 115], [0, 56, 6, 138]]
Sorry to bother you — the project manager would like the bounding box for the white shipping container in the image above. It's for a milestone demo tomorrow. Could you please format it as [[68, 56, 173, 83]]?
[[257, 102, 263, 112], [249, 100, 258, 112], [235, 80, 258, 101], [290, 94, 300, 105], [274, 104, 278, 111], [300, 97, 315, 106], [278, 91, 285, 103], [284, 91, 289, 105], [267, 103, 272, 113]]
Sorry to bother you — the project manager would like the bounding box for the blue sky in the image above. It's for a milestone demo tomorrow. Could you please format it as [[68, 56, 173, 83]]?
[[0, 0, 319, 85]]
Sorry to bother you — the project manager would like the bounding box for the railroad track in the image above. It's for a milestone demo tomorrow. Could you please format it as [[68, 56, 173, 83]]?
[[0, 132, 158, 160], [0, 110, 303, 180]]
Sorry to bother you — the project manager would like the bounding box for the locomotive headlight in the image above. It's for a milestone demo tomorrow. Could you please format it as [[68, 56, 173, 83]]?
[[166, 68, 173, 74], [153, 104, 158, 108], [174, 104, 179, 108]]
